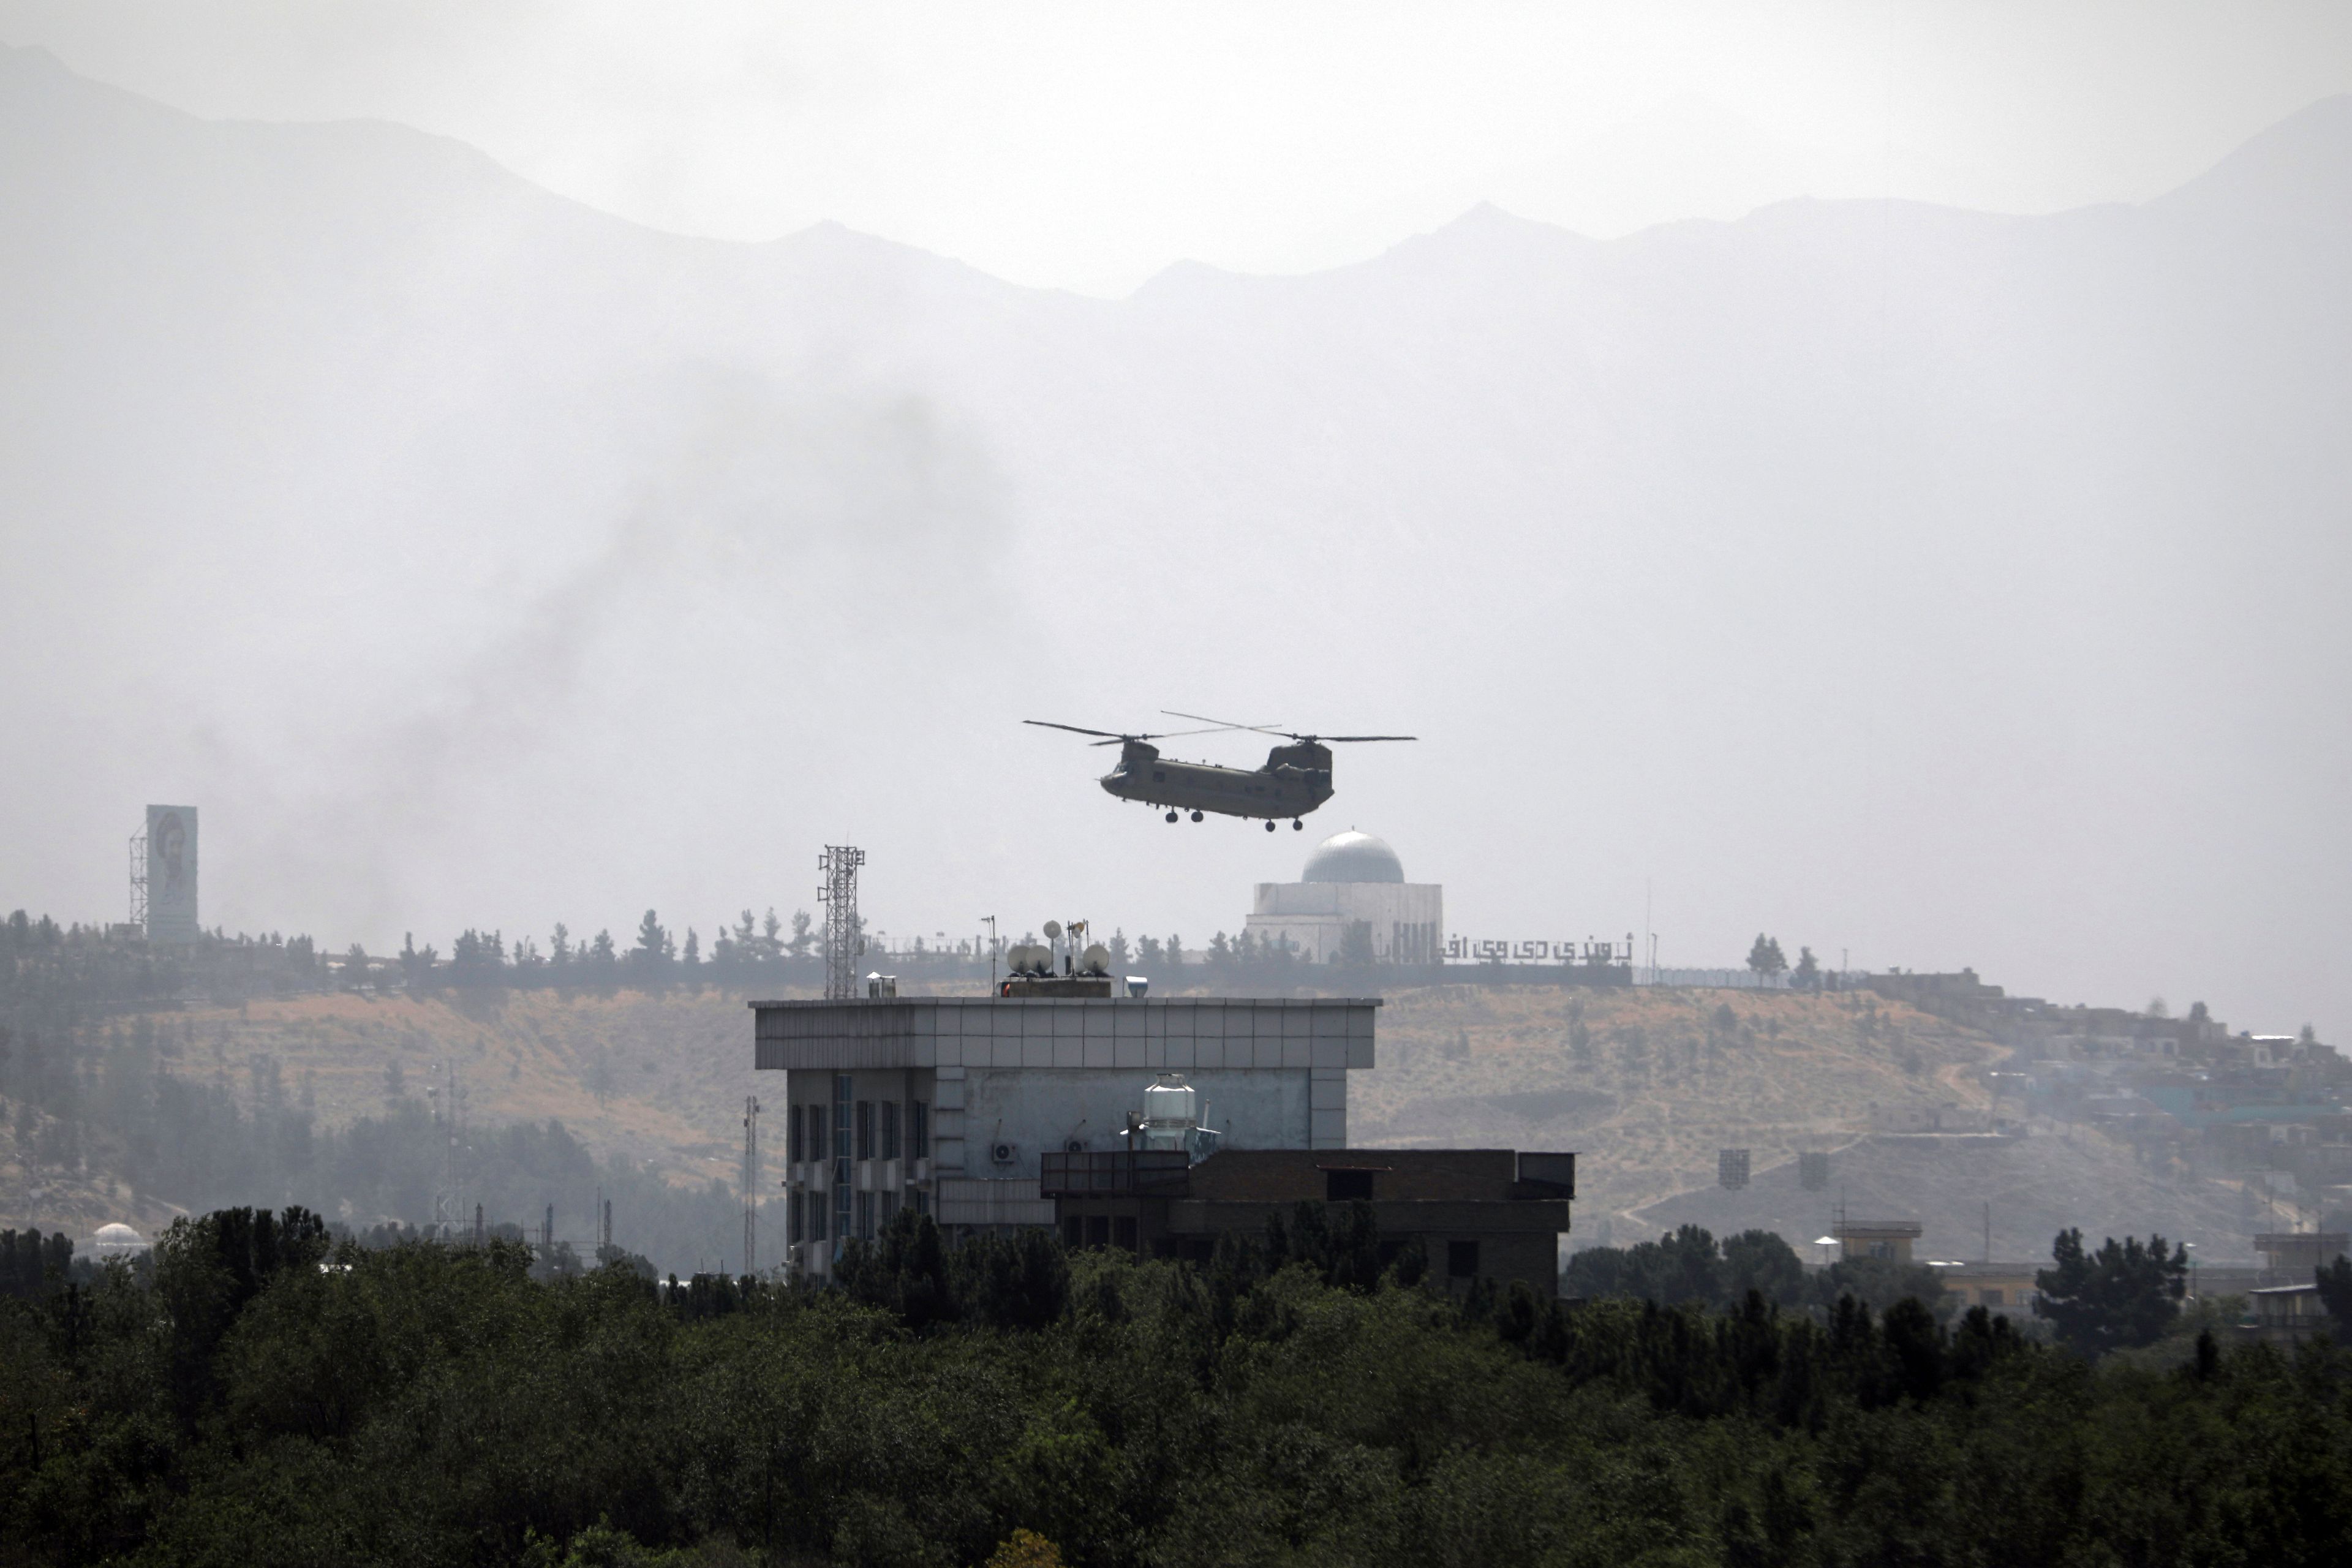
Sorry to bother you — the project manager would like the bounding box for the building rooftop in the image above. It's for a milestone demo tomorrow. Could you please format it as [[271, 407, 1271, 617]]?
[[1301, 829, 1405, 884]]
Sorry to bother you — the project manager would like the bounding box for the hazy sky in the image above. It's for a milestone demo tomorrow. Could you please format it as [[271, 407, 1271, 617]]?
[[5, 7, 2351, 1044], [6, 1, 2352, 293]]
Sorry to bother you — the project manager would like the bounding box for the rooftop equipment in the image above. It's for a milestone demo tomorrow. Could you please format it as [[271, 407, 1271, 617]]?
[[1134, 1072, 1221, 1160]]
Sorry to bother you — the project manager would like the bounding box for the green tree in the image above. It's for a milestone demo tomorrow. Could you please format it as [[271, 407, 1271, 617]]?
[[2034, 1229, 2187, 1357], [1746, 933, 1787, 983], [1721, 1229, 1809, 1307], [1338, 919, 1377, 968], [628, 910, 671, 982], [2315, 1255, 2352, 1344], [1792, 946, 1820, 990]]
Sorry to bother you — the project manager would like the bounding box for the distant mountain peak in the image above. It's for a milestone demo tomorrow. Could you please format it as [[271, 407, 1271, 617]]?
[[2148, 93, 2352, 229]]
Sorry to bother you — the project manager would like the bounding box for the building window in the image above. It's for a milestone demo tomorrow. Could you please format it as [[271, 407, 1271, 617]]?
[[805, 1101, 824, 1162], [856, 1191, 874, 1242], [911, 1102, 930, 1159], [788, 1191, 804, 1245], [912, 1188, 929, 1217], [807, 1194, 827, 1243], [1326, 1169, 1374, 1202], [880, 1191, 899, 1228], [1114, 1215, 1138, 1251], [881, 1101, 901, 1161], [834, 1183, 851, 1247], [856, 1100, 875, 1162], [833, 1076, 852, 1184], [787, 1104, 804, 1164], [1063, 1215, 1084, 1248], [1447, 1240, 1480, 1280], [1981, 1288, 2004, 1307]]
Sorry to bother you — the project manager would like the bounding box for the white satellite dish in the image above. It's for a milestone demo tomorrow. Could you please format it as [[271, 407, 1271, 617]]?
[[1042, 920, 1063, 940]]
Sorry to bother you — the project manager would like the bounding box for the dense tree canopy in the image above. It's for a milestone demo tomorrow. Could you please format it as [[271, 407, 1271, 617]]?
[[4, 1205, 2351, 1566], [2034, 1228, 2188, 1357]]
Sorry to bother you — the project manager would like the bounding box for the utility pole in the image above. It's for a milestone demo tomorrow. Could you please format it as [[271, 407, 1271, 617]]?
[[742, 1095, 761, 1276], [983, 914, 998, 989]]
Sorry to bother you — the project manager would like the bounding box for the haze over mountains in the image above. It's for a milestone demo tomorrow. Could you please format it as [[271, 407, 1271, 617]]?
[[3, 45, 2347, 1037]]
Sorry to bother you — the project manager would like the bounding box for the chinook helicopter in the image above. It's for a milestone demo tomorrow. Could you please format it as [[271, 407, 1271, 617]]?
[[1023, 710, 1415, 831]]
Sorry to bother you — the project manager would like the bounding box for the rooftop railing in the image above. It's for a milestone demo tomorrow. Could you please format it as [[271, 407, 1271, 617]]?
[[1039, 1148, 1191, 1198]]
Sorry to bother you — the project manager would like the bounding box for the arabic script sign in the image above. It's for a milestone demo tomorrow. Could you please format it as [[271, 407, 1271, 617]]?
[[1443, 936, 1632, 965]]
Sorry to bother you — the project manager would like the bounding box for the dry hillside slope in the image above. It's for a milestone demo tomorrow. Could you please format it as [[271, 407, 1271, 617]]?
[[1350, 986, 1999, 1228], [7, 981, 2254, 1267]]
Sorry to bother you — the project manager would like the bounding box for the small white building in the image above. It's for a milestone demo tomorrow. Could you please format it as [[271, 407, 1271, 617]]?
[[1243, 830, 1443, 965]]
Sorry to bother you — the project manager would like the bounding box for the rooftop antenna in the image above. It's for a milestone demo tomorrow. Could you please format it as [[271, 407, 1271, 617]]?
[[742, 1095, 761, 1276], [818, 845, 865, 1001], [1644, 877, 1653, 984], [982, 915, 998, 989]]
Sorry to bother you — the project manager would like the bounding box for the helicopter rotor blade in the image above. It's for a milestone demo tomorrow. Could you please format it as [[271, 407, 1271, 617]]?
[[1023, 720, 1130, 740], [1317, 734, 1417, 743], [1161, 709, 1287, 737]]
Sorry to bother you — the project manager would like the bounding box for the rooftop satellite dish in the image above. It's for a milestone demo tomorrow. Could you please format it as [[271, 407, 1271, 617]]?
[[1042, 920, 1063, 940], [1082, 943, 1110, 974]]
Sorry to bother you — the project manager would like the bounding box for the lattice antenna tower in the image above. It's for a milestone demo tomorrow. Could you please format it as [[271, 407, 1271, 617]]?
[[818, 845, 865, 1001], [741, 1095, 761, 1276], [128, 825, 148, 930]]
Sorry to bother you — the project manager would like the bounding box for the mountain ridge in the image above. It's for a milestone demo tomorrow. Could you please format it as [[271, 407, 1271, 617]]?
[[2, 46, 2348, 1051]]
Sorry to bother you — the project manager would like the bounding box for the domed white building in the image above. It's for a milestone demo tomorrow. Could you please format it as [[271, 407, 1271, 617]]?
[[92, 1223, 149, 1259], [1243, 830, 1444, 965]]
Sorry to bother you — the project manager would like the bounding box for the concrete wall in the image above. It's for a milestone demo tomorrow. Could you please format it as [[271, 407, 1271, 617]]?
[[754, 997, 1378, 1073], [1185, 1148, 1521, 1202], [958, 1066, 1321, 1178]]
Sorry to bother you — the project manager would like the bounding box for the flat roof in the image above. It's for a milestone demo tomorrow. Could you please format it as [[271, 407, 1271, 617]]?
[[750, 994, 1381, 1072], [748, 996, 1384, 1008]]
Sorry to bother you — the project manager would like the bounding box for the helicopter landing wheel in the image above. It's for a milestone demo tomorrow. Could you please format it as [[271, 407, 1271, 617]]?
[[1190, 810, 1204, 823], [1264, 820, 1276, 832], [1166, 810, 1179, 823], [1292, 818, 1304, 830]]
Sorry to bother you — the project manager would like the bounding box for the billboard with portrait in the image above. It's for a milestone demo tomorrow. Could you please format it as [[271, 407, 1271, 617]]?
[[145, 805, 198, 943]]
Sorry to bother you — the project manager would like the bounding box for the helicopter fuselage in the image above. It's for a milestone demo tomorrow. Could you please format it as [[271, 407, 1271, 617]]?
[[1099, 739, 1335, 821]]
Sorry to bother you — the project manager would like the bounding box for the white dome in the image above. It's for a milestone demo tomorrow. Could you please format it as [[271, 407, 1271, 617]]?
[[1302, 830, 1404, 884], [93, 1223, 148, 1253]]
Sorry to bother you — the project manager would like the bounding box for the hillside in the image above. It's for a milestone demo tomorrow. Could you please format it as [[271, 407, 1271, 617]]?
[[9, 977, 2253, 1270], [1351, 984, 1999, 1226]]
